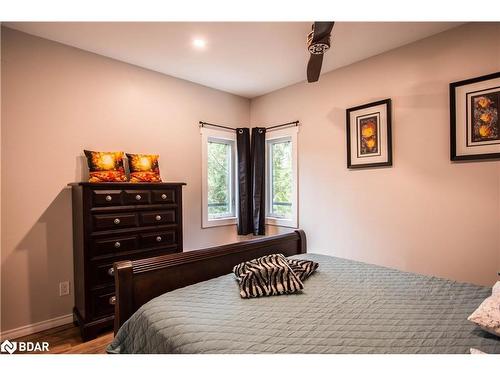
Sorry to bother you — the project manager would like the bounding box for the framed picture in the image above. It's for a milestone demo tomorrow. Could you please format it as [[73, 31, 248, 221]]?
[[450, 72, 500, 161], [346, 98, 392, 168]]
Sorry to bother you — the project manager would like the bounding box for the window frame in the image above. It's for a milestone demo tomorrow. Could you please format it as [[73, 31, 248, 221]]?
[[201, 127, 237, 228], [265, 126, 298, 228]]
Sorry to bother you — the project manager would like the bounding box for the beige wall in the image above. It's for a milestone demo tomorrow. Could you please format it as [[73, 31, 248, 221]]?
[[2, 23, 500, 335], [252, 22, 500, 287], [0, 27, 249, 333]]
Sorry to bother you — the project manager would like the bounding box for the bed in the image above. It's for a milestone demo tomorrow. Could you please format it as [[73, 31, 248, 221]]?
[[107, 230, 499, 354]]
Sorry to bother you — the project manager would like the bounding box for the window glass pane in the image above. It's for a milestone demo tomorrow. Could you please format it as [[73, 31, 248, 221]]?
[[207, 140, 232, 219], [271, 140, 292, 218]]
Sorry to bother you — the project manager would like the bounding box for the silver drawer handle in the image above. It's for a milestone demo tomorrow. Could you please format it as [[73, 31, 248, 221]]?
[[113, 218, 121, 225], [114, 241, 121, 248], [109, 296, 116, 305], [161, 194, 167, 200], [108, 267, 114, 276], [135, 194, 142, 201], [155, 215, 162, 221], [105, 195, 112, 201], [156, 236, 162, 242]]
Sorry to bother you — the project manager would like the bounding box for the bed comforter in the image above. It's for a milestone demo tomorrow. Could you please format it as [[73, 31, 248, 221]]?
[[107, 254, 500, 354]]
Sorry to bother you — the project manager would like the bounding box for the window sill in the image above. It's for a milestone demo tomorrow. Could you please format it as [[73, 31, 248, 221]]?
[[202, 217, 237, 228], [265, 217, 298, 229]]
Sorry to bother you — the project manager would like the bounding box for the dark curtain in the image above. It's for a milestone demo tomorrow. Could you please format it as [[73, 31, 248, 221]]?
[[251, 127, 266, 235], [236, 128, 252, 235]]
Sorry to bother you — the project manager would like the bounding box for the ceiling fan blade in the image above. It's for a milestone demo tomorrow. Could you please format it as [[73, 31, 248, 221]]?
[[307, 53, 323, 83], [312, 22, 334, 42], [306, 21, 334, 83]]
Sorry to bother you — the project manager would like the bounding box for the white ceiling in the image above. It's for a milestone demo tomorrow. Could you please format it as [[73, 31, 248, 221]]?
[[6, 22, 463, 98]]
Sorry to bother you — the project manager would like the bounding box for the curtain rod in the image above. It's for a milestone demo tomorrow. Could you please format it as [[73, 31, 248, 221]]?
[[266, 121, 299, 131], [199, 120, 300, 132], [199, 121, 235, 131]]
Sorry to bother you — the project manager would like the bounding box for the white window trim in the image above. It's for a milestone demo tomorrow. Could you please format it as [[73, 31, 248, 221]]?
[[201, 127, 237, 228], [265, 126, 298, 228]]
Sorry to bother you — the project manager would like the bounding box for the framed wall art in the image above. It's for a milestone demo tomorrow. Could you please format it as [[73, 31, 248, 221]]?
[[346, 98, 392, 168], [450, 72, 500, 161]]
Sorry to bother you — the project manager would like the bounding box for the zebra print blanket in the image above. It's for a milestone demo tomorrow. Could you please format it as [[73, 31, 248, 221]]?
[[232, 254, 319, 298], [233, 254, 304, 298]]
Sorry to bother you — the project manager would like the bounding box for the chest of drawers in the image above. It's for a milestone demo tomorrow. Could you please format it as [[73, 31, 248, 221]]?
[[69, 182, 185, 341]]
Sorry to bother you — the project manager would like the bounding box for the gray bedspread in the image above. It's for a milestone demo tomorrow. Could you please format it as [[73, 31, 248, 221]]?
[[107, 253, 500, 354]]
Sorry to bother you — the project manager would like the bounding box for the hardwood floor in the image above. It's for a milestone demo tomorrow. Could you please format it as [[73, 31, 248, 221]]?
[[12, 324, 113, 354]]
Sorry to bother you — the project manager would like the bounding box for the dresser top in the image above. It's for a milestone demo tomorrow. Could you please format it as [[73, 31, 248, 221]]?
[[68, 182, 186, 187]]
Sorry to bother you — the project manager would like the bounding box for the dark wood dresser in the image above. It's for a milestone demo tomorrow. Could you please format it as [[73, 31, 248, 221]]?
[[69, 182, 186, 340]]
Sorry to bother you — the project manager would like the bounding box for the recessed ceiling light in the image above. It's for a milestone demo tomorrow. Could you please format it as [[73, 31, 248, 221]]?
[[192, 38, 207, 49]]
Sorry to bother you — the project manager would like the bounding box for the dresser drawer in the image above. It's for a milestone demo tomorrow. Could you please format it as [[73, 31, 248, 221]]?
[[91, 262, 115, 286], [93, 235, 138, 256], [123, 190, 150, 205], [90, 247, 180, 288], [91, 287, 115, 318], [93, 213, 138, 231], [140, 230, 176, 248], [151, 189, 176, 204], [92, 190, 122, 207], [140, 210, 176, 226]]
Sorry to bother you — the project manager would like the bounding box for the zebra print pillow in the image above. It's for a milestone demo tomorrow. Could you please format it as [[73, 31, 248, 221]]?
[[287, 259, 319, 281], [233, 256, 319, 281], [233, 254, 304, 299]]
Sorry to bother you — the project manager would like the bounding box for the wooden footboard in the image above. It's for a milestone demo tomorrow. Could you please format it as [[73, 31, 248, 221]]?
[[113, 230, 307, 333]]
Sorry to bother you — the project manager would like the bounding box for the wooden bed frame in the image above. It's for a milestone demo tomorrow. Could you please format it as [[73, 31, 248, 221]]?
[[113, 230, 307, 333]]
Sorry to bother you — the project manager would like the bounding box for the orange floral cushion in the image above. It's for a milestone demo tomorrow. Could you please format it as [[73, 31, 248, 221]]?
[[126, 153, 162, 183], [84, 150, 128, 182]]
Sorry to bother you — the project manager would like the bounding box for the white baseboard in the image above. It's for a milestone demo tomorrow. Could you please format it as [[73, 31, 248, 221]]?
[[0, 314, 74, 340]]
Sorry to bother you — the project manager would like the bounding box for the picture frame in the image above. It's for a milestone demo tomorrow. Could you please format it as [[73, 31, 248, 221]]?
[[346, 98, 392, 169], [450, 72, 500, 161]]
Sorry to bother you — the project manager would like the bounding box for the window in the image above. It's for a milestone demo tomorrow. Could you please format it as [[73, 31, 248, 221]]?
[[268, 138, 292, 218], [266, 127, 298, 228], [201, 128, 237, 227], [207, 139, 235, 219]]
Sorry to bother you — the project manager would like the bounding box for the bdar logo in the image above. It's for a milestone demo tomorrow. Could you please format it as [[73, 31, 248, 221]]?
[[0, 339, 48, 354], [1, 339, 17, 354]]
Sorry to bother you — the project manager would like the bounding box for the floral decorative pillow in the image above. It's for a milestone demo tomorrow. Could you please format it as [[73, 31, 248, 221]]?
[[492, 281, 500, 296], [470, 348, 487, 354], [468, 289, 500, 337], [84, 150, 127, 182], [126, 153, 162, 183]]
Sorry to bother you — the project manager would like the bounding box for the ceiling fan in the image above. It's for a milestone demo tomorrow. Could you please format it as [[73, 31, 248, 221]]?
[[306, 22, 335, 83]]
